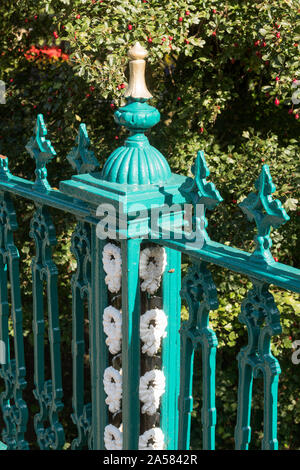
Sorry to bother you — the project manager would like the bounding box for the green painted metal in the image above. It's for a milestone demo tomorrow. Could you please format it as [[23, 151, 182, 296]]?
[[90, 234, 109, 450], [239, 164, 289, 264], [0, 42, 299, 452], [0, 441, 7, 450], [25, 114, 56, 193], [161, 247, 181, 450], [121, 238, 142, 450], [30, 204, 64, 449], [0, 191, 28, 450], [235, 279, 282, 450], [179, 260, 218, 450], [101, 99, 171, 185], [70, 221, 92, 449], [67, 124, 99, 175]]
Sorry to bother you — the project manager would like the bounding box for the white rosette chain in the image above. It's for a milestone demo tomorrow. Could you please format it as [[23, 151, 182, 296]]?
[[139, 246, 167, 295], [140, 308, 167, 356], [102, 243, 122, 293]]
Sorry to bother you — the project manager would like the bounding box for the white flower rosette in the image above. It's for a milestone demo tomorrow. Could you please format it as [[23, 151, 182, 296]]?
[[139, 246, 167, 295], [103, 305, 122, 354], [103, 366, 122, 413], [140, 309, 167, 356], [104, 424, 123, 450], [102, 243, 122, 293], [139, 428, 164, 450], [139, 369, 166, 416]]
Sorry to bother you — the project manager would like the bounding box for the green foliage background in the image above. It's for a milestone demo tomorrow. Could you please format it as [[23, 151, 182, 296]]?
[[0, 0, 299, 449]]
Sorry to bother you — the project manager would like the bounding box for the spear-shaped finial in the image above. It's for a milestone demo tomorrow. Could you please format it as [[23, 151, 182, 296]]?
[[124, 42, 152, 100]]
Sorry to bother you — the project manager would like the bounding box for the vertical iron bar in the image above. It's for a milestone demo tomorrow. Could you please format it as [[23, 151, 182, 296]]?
[[121, 237, 141, 450], [91, 232, 109, 450]]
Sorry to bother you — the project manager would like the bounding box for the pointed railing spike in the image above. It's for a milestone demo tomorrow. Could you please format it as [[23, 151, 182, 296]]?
[[25, 114, 56, 192], [239, 164, 289, 263], [67, 123, 99, 175], [0, 155, 11, 181], [180, 150, 223, 245]]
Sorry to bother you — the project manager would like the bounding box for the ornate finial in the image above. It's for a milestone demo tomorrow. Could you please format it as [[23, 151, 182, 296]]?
[[180, 151, 223, 245], [124, 42, 152, 100], [67, 123, 99, 174], [181, 151, 223, 208], [101, 42, 171, 185], [0, 155, 11, 181], [239, 164, 289, 263], [25, 114, 56, 192]]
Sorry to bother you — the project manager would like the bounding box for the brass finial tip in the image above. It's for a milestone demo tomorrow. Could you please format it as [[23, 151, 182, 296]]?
[[128, 42, 148, 61]]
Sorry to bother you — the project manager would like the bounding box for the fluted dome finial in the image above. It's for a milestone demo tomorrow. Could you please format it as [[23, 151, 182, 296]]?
[[101, 42, 171, 185], [125, 42, 152, 100]]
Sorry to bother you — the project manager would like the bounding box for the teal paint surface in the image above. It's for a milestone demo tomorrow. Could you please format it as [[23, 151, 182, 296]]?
[[161, 247, 181, 450], [0, 191, 28, 450], [102, 99, 171, 185], [0, 77, 297, 451], [30, 204, 65, 449], [121, 238, 142, 450], [179, 261, 218, 450], [91, 234, 109, 450], [70, 221, 92, 449]]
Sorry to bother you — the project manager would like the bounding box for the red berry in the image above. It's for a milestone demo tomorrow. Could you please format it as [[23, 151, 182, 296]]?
[[90, 86, 95, 92], [53, 31, 59, 39], [275, 76, 280, 81], [262, 41, 267, 47], [265, 60, 269, 66], [294, 43, 299, 47], [178, 17, 183, 22], [25, 18, 28, 23], [274, 97, 280, 106], [115, 136, 119, 140], [148, 37, 152, 43], [288, 108, 293, 114], [212, 9, 217, 14], [128, 24, 132, 30], [274, 257, 279, 262], [33, 105, 37, 109], [212, 31, 216, 36], [177, 97, 181, 101], [185, 11, 190, 16], [254, 40, 260, 47], [34, 15, 38, 20], [162, 37, 166, 42], [185, 39, 189, 44], [232, 199, 237, 204], [295, 114, 299, 120], [276, 32, 280, 38], [261, 158, 265, 162], [234, 42, 238, 47], [110, 103, 115, 109], [9, 78, 13, 83], [169, 36, 173, 41], [120, 83, 125, 89], [76, 14, 81, 19], [86, 93, 91, 98], [200, 127, 204, 133]]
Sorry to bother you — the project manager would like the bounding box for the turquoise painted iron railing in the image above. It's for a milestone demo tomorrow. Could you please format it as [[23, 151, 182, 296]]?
[[0, 42, 299, 451]]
